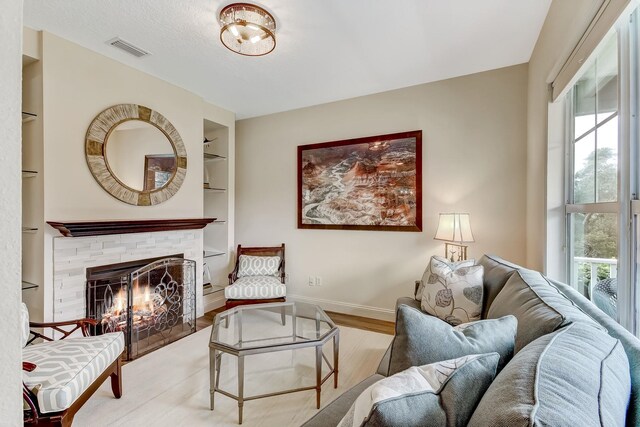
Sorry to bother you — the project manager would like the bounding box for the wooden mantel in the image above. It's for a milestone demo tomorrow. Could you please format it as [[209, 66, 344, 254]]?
[[47, 218, 216, 237]]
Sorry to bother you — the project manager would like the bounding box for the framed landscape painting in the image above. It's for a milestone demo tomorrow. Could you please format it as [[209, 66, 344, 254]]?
[[297, 130, 422, 231]]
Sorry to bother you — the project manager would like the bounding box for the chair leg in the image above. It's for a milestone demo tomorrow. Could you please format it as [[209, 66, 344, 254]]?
[[110, 358, 122, 399], [281, 305, 286, 326]]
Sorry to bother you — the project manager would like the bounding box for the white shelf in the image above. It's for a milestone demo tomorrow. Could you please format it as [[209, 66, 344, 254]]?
[[22, 170, 38, 178], [22, 281, 38, 291], [204, 153, 227, 162], [22, 112, 37, 123], [203, 283, 225, 296], [204, 187, 226, 193], [204, 249, 225, 258], [22, 227, 38, 233]]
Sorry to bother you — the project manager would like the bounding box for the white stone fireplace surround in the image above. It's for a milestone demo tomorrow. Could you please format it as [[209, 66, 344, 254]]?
[[52, 229, 203, 322]]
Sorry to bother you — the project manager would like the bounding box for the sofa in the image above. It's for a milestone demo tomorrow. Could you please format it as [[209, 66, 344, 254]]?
[[302, 255, 640, 426]]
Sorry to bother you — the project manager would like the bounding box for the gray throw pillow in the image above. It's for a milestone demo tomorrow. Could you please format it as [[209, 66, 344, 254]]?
[[339, 353, 500, 427], [468, 322, 631, 427], [487, 268, 602, 352], [476, 254, 521, 317], [389, 304, 517, 375]]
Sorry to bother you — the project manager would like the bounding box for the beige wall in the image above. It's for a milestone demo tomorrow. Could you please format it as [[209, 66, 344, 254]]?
[[0, 0, 24, 422], [32, 31, 235, 320], [107, 124, 175, 191], [236, 64, 528, 319], [526, 0, 604, 270], [41, 32, 206, 221]]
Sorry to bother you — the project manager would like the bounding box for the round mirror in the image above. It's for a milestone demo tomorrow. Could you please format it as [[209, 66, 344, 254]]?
[[105, 121, 176, 192], [85, 104, 187, 206]]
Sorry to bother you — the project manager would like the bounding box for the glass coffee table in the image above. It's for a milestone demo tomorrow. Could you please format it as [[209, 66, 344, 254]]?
[[209, 301, 339, 424]]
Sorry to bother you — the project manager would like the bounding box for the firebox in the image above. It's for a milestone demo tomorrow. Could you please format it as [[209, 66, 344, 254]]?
[[86, 255, 196, 360]]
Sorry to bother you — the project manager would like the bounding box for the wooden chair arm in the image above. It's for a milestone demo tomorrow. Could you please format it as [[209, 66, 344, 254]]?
[[30, 318, 98, 328], [28, 318, 98, 343], [228, 271, 238, 285], [23, 362, 40, 422]]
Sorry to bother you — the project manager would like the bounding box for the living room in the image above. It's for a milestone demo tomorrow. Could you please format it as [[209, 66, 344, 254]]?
[[3, 0, 640, 426]]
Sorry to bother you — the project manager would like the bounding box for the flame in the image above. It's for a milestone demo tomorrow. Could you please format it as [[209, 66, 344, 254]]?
[[105, 285, 157, 320]]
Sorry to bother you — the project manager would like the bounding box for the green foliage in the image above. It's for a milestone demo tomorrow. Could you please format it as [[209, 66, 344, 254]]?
[[573, 146, 617, 294], [574, 147, 617, 203]]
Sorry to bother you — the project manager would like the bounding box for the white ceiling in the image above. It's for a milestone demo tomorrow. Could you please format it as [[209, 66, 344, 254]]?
[[24, 0, 552, 119]]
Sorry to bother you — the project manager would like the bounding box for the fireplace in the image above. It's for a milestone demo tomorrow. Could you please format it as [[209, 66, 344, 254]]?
[[86, 255, 196, 360]]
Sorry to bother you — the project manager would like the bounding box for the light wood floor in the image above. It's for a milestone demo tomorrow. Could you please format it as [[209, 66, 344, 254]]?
[[200, 307, 395, 335]]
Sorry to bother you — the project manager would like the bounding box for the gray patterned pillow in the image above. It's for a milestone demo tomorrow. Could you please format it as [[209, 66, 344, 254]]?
[[338, 353, 500, 427], [237, 255, 281, 277], [421, 257, 483, 325]]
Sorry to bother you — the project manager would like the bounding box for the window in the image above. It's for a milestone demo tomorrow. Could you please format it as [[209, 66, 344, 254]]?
[[566, 34, 619, 317]]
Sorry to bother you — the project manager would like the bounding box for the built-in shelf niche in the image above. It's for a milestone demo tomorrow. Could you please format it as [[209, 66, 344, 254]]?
[[203, 118, 231, 298]]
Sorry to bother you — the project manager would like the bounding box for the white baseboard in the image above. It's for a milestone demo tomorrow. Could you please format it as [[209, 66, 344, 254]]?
[[288, 294, 395, 322], [203, 292, 225, 313]]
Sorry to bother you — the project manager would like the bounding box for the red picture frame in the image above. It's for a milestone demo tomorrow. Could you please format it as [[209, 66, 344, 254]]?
[[297, 130, 422, 232]]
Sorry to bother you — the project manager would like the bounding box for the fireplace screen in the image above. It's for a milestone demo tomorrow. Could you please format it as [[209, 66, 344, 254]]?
[[87, 257, 196, 360]]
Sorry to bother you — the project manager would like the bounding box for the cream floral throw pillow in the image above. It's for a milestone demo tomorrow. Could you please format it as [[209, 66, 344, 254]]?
[[416, 256, 475, 300], [421, 256, 484, 325]]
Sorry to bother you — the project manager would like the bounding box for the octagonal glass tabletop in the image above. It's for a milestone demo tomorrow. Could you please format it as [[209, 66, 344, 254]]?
[[210, 301, 337, 352]]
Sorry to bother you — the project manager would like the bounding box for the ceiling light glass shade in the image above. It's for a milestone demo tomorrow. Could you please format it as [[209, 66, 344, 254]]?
[[434, 213, 475, 243], [219, 3, 276, 56]]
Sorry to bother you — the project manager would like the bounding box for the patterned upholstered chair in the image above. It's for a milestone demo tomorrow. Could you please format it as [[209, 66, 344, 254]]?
[[225, 244, 287, 323], [21, 303, 124, 427], [592, 277, 618, 320]]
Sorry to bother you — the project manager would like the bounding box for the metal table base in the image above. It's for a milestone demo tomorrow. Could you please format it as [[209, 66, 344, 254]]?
[[209, 303, 340, 424]]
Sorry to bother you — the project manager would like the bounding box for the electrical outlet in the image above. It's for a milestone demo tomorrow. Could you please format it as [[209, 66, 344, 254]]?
[[315, 276, 322, 286], [308, 276, 315, 286]]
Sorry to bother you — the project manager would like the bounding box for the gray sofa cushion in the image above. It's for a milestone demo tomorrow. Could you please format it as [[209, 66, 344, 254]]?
[[302, 374, 385, 427], [389, 304, 516, 375], [340, 353, 499, 427], [487, 268, 602, 352], [477, 254, 521, 318], [468, 322, 631, 427], [548, 278, 640, 426]]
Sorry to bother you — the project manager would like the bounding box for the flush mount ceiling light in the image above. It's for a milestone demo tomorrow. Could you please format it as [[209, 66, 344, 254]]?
[[219, 2, 276, 56]]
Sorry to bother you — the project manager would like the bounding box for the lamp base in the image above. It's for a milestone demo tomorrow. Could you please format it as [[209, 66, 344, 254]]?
[[444, 242, 469, 262]]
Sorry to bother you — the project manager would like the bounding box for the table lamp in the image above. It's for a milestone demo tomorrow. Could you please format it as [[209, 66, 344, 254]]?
[[434, 213, 475, 262]]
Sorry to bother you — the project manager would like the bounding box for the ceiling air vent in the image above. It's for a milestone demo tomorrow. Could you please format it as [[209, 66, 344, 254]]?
[[106, 37, 150, 58]]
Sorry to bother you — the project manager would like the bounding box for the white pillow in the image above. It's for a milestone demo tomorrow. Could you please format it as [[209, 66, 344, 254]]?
[[416, 256, 475, 300], [421, 256, 483, 325], [237, 255, 281, 277], [338, 353, 499, 427]]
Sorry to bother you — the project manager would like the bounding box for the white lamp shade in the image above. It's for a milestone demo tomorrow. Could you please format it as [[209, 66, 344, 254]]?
[[434, 213, 475, 243]]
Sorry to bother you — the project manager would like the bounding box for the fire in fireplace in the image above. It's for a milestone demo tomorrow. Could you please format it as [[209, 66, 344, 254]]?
[[86, 255, 196, 360]]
